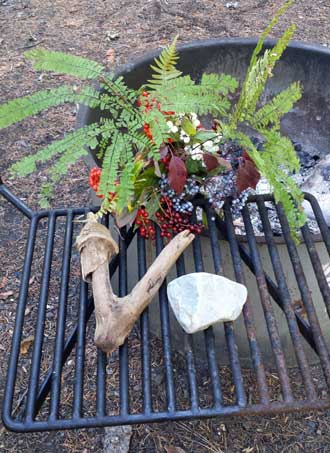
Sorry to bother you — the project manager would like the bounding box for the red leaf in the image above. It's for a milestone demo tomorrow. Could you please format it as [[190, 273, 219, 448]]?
[[168, 156, 187, 194], [236, 159, 260, 193], [203, 153, 219, 171], [203, 154, 232, 171]]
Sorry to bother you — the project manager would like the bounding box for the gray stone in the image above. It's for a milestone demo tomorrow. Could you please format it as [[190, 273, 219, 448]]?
[[301, 153, 330, 226], [167, 273, 247, 334], [103, 425, 132, 453]]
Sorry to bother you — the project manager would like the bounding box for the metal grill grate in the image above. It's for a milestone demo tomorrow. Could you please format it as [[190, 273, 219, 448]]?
[[1, 182, 330, 432]]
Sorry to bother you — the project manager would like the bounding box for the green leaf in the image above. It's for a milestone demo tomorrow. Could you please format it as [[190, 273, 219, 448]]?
[[181, 117, 196, 136], [0, 86, 101, 129], [146, 35, 182, 90], [25, 48, 104, 79]]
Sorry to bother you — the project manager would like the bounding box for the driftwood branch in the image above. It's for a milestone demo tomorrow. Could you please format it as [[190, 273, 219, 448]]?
[[77, 214, 194, 353]]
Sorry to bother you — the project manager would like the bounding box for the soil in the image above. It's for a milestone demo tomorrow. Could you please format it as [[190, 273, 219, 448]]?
[[1, 0, 330, 452]]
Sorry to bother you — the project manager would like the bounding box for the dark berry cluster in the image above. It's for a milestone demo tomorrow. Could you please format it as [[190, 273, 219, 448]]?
[[135, 207, 156, 239], [159, 175, 199, 215]]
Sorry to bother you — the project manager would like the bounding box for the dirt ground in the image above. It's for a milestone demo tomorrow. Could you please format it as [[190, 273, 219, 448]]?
[[1, 0, 330, 452]]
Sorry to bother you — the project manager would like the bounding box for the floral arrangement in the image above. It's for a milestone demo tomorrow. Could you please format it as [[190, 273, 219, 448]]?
[[0, 0, 306, 241]]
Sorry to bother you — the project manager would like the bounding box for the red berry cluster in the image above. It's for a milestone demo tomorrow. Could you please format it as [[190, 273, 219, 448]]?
[[88, 167, 117, 201], [160, 154, 171, 171], [155, 197, 203, 239], [89, 167, 104, 198], [135, 207, 156, 239]]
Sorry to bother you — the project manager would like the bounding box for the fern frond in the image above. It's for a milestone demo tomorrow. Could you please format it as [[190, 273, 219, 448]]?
[[0, 86, 101, 129], [115, 161, 136, 213], [10, 124, 100, 177], [143, 108, 170, 150], [231, 0, 295, 126], [25, 48, 104, 79], [159, 92, 231, 116], [233, 24, 296, 124], [199, 73, 238, 95], [146, 36, 182, 90], [39, 142, 89, 207], [248, 0, 294, 69], [252, 82, 302, 129], [98, 130, 123, 195]]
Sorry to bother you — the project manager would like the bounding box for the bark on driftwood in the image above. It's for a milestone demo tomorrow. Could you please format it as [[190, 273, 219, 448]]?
[[76, 213, 194, 354]]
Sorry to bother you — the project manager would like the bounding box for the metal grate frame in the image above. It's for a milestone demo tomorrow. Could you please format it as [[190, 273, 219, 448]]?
[[1, 182, 330, 432]]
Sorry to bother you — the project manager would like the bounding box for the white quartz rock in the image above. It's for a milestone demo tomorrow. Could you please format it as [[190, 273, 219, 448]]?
[[301, 154, 330, 226], [167, 272, 247, 334]]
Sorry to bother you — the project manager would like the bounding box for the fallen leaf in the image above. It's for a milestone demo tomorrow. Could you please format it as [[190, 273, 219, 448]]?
[[168, 156, 187, 194], [20, 336, 34, 355], [0, 277, 9, 289], [165, 447, 186, 453], [105, 48, 116, 64], [0, 291, 14, 300]]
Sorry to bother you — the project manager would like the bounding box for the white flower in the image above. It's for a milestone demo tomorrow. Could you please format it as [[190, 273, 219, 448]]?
[[167, 121, 178, 133], [190, 145, 203, 161], [193, 119, 201, 128], [180, 130, 190, 144]]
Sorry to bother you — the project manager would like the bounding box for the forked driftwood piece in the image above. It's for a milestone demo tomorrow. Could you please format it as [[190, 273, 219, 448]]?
[[76, 214, 194, 353]]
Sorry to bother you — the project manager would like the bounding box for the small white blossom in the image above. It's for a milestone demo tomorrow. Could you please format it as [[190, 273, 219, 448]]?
[[180, 130, 190, 144], [190, 145, 203, 161], [167, 121, 178, 133]]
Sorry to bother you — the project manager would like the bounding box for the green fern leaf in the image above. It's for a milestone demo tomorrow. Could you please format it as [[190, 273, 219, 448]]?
[[9, 124, 99, 176], [25, 48, 104, 79], [199, 73, 238, 95], [252, 82, 302, 129], [0, 86, 101, 129], [115, 161, 136, 213], [98, 131, 123, 195], [146, 36, 182, 90]]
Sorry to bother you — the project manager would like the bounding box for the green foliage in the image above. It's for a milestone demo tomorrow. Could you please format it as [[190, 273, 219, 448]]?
[[3, 1, 306, 237], [10, 124, 99, 177], [219, 0, 306, 236], [146, 36, 182, 90], [0, 86, 100, 129], [25, 48, 104, 79], [252, 82, 302, 130]]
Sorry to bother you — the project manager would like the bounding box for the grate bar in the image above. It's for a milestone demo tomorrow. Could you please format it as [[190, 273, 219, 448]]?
[[49, 211, 74, 421], [96, 351, 107, 417], [304, 193, 330, 257], [156, 228, 176, 413], [73, 279, 88, 418], [242, 205, 294, 402], [3, 215, 38, 423], [256, 198, 317, 400], [25, 213, 56, 421], [119, 228, 130, 416], [223, 203, 270, 404], [175, 254, 199, 412], [205, 205, 246, 407], [138, 235, 153, 415], [301, 223, 330, 317], [192, 231, 223, 408], [276, 203, 330, 387]]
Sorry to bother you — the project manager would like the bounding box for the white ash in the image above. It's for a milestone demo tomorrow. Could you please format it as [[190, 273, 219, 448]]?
[[232, 144, 325, 238]]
